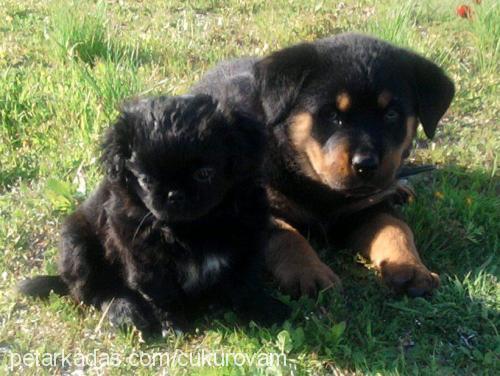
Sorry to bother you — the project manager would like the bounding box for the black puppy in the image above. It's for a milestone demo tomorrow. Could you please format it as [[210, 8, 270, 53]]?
[[19, 94, 288, 335]]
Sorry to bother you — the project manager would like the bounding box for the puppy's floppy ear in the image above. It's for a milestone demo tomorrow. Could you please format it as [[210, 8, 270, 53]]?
[[408, 52, 455, 139], [100, 101, 142, 182], [254, 43, 319, 125], [226, 112, 267, 179]]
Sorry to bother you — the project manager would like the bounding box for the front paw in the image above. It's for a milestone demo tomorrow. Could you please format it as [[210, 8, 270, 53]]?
[[159, 312, 190, 337], [276, 261, 341, 298], [381, 261, 440, 297]]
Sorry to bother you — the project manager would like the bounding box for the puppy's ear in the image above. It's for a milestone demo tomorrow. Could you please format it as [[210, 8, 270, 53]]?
[[254, 43, 319, 125], [100, 102, 140, 182], [409, 53, 455, 139], [226, 112, 267, 179]]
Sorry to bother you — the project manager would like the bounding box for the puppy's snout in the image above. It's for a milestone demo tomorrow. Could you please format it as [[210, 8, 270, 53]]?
[[351, 152, 379, 177], [167, 190, 185, 205]]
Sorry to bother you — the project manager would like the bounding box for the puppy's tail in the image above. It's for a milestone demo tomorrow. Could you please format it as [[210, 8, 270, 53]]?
[[17, 275, 69, 299]]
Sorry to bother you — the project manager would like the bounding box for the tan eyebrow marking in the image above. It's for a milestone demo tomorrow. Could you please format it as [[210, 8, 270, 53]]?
[[378, 90, 393, 109], [336, 92, 351, 112]]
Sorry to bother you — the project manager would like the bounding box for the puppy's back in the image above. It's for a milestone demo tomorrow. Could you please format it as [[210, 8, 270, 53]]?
[[191, 58, 263, 120]]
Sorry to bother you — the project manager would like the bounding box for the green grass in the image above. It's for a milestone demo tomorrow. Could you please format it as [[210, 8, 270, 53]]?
[[0, 0, 498, 374]]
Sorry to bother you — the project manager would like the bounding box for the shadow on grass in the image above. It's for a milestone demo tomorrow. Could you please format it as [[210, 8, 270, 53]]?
[[162, 164, 498, 374], [329, 165, 497, 373]]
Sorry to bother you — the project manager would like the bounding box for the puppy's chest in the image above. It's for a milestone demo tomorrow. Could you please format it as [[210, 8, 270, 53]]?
[[129, 225, 234, 293], [161, 227, 236, 292], [266, 186, 317, 226], [177, 254, 230, 292]]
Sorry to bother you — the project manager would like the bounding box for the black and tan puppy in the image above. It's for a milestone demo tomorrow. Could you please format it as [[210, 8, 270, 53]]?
[[19, 95, 288, 335], [192, 33, 455, 298]]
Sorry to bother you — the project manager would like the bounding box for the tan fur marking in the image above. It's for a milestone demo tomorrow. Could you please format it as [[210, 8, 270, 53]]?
[[403, 116, 417, 151], [354, 213, 420, 266], [267, 219, 340, 297], [322, 140, 350, 179], [379, 116, 417, 178], [336, 92, 351, 112], [346, 212, 440, 295], [305, 139, 352, 187], [288, 112, 327, 182], [288, 112, 353, 186], [305, 142, 327, 176], [377, 90, 393, 109]]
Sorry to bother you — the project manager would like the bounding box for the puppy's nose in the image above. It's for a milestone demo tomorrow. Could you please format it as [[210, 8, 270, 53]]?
[[167, 190, 185, 204], [351, 153, 379, 176]]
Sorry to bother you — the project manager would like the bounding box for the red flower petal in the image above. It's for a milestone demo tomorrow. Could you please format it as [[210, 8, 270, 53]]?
[[456, 5, 473, 19]]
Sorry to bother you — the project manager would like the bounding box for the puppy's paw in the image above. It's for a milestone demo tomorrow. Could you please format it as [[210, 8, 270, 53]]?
[[104, 297, 161, 335], [161, 322, 184, 337], [159, 312, 190, 337], [381, 261, 440, 297], [277, 261, 341, 298]]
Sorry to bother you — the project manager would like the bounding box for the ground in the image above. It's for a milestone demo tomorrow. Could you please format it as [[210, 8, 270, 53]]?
[[0, 0, 498, 374]]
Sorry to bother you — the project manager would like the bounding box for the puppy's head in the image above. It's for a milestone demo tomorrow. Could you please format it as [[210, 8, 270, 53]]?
[[255, 33, 455, 196], [101, 94, 265, 222]]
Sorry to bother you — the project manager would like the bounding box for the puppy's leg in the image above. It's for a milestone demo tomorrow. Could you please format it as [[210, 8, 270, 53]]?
[[58, 212, 161, 334], [267, 219, 341, 297], [226, 262, 290, 325], [347, 212, 440, 297], [134, 279, 189, 334], [58, 211, 115, 306]]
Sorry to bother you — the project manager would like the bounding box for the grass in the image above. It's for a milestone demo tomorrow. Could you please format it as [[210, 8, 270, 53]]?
[[0, 0, 498, 374]]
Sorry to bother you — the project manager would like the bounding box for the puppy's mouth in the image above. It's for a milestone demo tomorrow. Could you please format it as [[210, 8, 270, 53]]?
[[151, 210, 202, 223], [149, 204, 217, 223]]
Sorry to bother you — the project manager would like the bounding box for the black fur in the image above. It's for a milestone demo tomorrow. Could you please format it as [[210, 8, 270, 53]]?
[[253, 43, 320, 124], [18, 95, 289, 335]]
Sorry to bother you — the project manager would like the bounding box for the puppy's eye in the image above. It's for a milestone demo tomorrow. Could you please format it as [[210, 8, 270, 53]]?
[[329, 111, 343, 126], [193, 167, 215, 183], [330, 111, 339, 122], [384, 109, 400, 123]]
